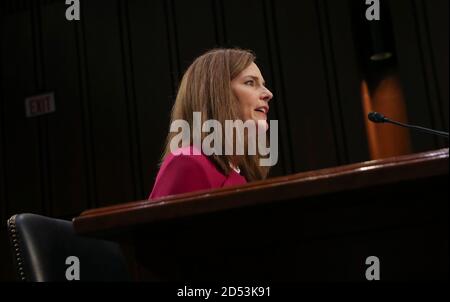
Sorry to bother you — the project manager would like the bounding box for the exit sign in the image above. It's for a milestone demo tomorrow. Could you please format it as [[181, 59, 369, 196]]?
[[25, 92, 56, 117]]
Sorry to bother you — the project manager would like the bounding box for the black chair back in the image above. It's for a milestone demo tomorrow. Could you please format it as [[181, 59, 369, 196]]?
[[7, 213, 130, 281]]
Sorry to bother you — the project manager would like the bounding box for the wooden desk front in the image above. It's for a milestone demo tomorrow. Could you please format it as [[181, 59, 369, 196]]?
[[74, 148, 449, 281]]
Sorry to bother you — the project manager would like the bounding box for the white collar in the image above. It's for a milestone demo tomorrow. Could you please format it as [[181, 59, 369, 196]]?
[[229, 163, 240, 174]]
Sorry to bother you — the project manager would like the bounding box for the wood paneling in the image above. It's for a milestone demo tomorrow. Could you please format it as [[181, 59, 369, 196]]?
[[262, 0, 295, 176], [0, 14, 5, 223], [423, 0, 449, 135], [173, 0, 217, 72], [0, 11, 43, 217], [82, 0, 134, 206], [273, 0, 339, 172], [324, 0, 370, 164], [127, 0, 173, 199], [389, 0, 438, 152], [40, 2, 89, 216]]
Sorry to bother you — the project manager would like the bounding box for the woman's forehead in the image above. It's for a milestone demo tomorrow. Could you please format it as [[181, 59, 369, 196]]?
[[237, 63, 265, 81]]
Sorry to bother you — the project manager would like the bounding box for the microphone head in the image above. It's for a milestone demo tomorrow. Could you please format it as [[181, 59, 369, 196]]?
[[368, 112, 387, 123]]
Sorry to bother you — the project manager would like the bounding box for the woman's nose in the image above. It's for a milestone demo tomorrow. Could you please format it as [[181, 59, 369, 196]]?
[[261, 87, 273, 102]]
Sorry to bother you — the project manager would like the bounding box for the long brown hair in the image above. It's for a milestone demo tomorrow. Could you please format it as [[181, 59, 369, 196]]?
[[161, 48, 270, 181]]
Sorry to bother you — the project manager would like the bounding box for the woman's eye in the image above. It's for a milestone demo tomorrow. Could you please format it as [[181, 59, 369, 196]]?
[[245, 80, 254, 86]]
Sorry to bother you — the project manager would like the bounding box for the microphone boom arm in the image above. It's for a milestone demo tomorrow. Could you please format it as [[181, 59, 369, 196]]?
[[367, 112, 449, 139], [385, 118, 449, 138]]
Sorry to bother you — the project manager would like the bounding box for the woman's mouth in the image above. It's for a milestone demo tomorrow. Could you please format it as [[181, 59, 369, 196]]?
[[254, 106, 269, 117]]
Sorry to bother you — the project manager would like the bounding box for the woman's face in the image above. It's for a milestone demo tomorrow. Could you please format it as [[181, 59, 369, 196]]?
[[231, 62, 273, 130]]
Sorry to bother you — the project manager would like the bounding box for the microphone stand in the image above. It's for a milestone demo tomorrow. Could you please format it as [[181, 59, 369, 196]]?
[[368, 112, 449, 139], [384, 118, 449, 139]]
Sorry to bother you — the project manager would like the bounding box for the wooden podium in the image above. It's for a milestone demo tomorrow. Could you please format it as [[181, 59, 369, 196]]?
[[73, 148, 448, 281]]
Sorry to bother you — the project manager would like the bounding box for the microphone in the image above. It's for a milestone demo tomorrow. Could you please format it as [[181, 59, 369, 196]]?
[[367, 112, 449, 138]]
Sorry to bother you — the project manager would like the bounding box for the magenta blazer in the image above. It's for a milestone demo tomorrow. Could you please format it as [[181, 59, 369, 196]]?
[[149, 145, 247, 200]]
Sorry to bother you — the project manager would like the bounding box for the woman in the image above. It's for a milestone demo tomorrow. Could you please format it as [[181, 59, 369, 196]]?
[[149, 48, 273, 200]]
